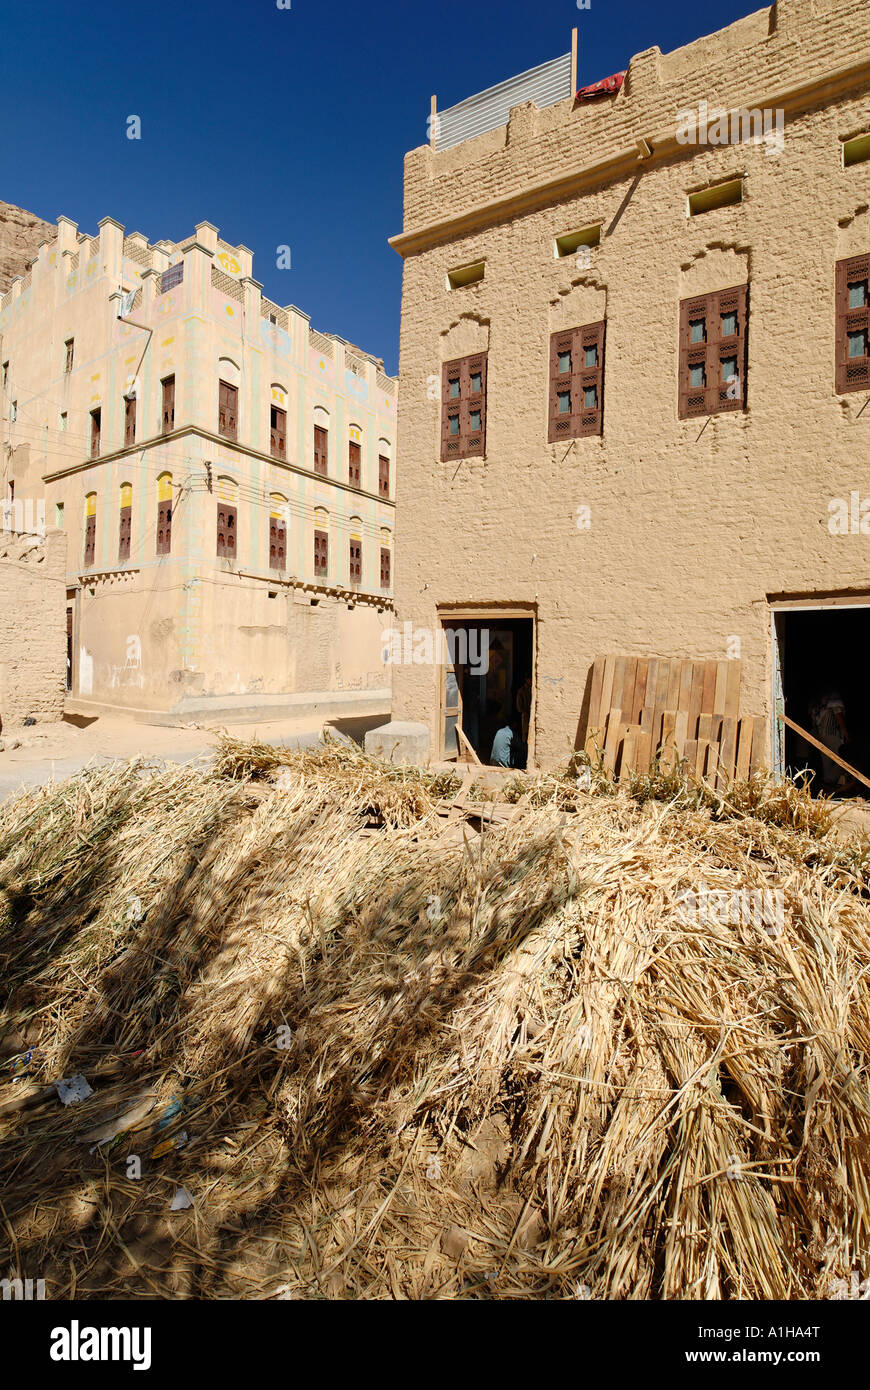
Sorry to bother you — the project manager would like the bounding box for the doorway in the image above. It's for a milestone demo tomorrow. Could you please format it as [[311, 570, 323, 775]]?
[[440, 615, 534, 767], [773, 605, 870, 795]]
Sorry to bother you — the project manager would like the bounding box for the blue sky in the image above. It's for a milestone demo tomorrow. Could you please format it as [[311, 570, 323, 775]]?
[[0, 0, 759, 375]]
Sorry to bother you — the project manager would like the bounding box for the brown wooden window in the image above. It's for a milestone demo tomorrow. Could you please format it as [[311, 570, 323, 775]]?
[[380, 546, 391, 588], [90, 408, 101, 459], [157, 500, 172, 555], [161, 375, 175, 434], [270, 516, 286, 570], [270, 405, 286, 459], [378, 454, 390, 497], [64, 339, 74, 373], [124, 394, 136, 447], [836, 254, 870, 394], [84, 511, 96, 567], [314, 528, 329, 577], [119, 505, 132, 562], [678, 284, 748, 419], [219, 381, 238, 440], [314, 424, 328, 476], [441, 353, 487, 461], [348, 440, 362, 487], [548, 322, 605, 441], [217, 503, 237, 559], [349, 538, 362, 586]]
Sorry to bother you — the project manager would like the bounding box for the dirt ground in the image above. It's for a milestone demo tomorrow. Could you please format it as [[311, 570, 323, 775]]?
[[0, 711, 384, 801]]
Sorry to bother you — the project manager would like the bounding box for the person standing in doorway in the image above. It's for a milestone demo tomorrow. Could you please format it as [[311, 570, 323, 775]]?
[[809, 688, 852, 792]]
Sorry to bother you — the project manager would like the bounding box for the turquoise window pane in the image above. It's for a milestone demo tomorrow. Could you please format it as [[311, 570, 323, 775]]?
[[470, 410, 481, 431], [448, 415, 459, 434], [721, 356, 737, 382], [584, 345, 597, 367], [690, 319, 705, 343], [449, 379, 460, 399], [848, 330, 867, 358], [557, 391, 571, 414], [849, 281, 867, 309], [559, 352, 571, 373], [721, 312, 737, 336], [470, 373, 481, 393], [689, 364, 705, 388], [584, 386, 597, 409]]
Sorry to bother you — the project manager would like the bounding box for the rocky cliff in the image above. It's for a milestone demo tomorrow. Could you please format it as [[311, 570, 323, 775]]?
[[0, 199, 54, 292]]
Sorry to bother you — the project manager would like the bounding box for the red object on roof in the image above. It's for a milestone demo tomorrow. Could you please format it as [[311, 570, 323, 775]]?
[[576, 71, 626, 101]]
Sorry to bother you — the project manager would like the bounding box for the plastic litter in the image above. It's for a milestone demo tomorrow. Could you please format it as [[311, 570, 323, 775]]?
[[152, 1130, 188, 1161], [170, 1186, 193, 1211], [157, 1096, 183, 1129], [54, 1074, 94, 1106]]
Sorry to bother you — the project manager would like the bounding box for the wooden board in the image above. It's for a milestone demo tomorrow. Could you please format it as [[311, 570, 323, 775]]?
[[736, 716, 754, 781]]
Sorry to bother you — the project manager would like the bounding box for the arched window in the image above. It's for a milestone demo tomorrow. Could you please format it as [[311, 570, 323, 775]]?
[[157, 472, 172, 555], [217, 476, 238, 559], [84, 491, 97, 567], [378, 438, 392, 498], [270, 384, 288, 460], [379, 526, 392, 590], [348, 424, 362, 488], [119, 482, 132, 562], [348, 516, 363, 588], [313, 506, 329, 577], [313, 406, 329, 476], [270, 492, 288, 571], [218, 358, 240, 440]]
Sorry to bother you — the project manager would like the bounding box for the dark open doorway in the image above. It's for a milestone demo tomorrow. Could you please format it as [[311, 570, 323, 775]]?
[[777, 606, 870, 796], [441, 616, 534, 767]]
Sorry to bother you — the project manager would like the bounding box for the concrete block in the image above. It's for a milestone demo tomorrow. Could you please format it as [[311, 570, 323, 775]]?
[[365, 720, 430, 766]]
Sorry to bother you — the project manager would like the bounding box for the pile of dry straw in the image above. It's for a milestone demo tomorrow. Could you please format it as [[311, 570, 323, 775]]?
[[0, 734, 869, 1299]]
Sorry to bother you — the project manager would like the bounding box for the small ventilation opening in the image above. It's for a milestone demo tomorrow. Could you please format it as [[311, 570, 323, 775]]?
[[688, 179, 743, 216], [843, 133, 870, 168], [555, 224, 601, 258], [447, 260, 485, 290]]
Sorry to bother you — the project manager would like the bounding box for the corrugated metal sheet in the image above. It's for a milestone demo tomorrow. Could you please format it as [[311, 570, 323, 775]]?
[[436, 52, 571, 152]]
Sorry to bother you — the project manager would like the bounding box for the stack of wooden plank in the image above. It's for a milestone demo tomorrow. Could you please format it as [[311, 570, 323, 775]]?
[[583, 655, 764, 789]]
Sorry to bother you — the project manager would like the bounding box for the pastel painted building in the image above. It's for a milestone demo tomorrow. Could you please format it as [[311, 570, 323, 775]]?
[[0, 216, 397, 719]]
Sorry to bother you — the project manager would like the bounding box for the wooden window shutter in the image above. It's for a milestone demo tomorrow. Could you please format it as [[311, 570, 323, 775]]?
[[463, 352, 487, 457], [379, 454, 389, 497], [270, 517, 286, 570], [270, 405, 286, 459], [84, 512, 96, 567], [441, 354, 486, 461], [548, 330, 575, 442], [349, 537, 362, 586], [156, 500, 172, 555], [836, 254, 870, 394], [314, 527, 329, 576], [441, 359, 462, 462], [124, 395, 136, 447], [349, 440, 362, 487], [217, 503, 237, 558], [314, 425, 328, 475], [218, 380, 238, 440], [90, 409, 101, 458], [162, 376, 175, 434], [577, 322, 605, 437], [679, 286, 748, 418], [713, 285, 748, 412], [380, 546, 391, 588], [118, 505, 132, 562]]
